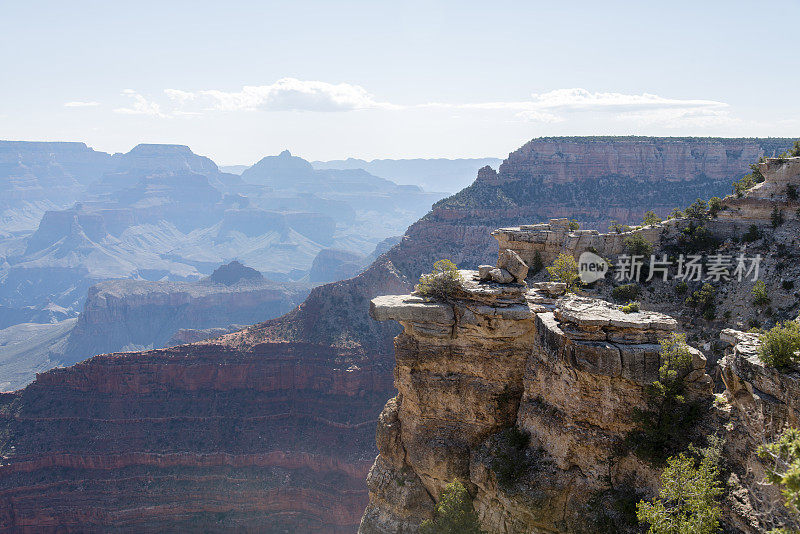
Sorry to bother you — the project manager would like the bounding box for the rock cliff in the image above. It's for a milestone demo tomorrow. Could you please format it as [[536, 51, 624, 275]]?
[[358, 157, 800, 533], [0, 335, 389, 532], [360, 273, 715, 533]]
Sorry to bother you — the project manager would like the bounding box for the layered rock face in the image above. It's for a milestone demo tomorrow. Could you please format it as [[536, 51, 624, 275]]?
[[0, 334, 389, 532], [62, 270, 307, 365], [392, 137, 792, 280], [718, 329, 800, 531], [433, 137, 792, 232], [360, 271, 712, 533], [496, 156, 800, 261], [0, 255, 408, 532], [715, 157, 800, 229]]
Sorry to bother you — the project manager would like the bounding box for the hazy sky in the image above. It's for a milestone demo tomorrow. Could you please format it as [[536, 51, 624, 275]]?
[[2, 0, 799, 164]]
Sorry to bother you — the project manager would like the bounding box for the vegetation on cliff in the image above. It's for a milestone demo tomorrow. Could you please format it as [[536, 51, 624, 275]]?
[[624, 233, 654, 257], [612, 283, 640, 302], [685, 283, 717, 321], [547, 253, 580, 292], [732, 163, 766, 197], [626, 333, 700, 465], [419, 481, 484, 534], [759, 427, 800, 519], [416, 259, 463, 299], [621, 301, 640, 313], [757, 320, 800, 370], [636, 438, 724, 534]]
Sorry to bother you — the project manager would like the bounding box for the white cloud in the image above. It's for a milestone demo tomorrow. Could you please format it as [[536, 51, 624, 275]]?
[[164, 88, 196, 105], [113, 90, 167, 118], [423, 88, 731, 126], [195, 78, 395, 112], [526, 88, 727, 113], [106, 81, 735, 129], [64, 101, 100, 108], [617, 107, 739, 128]]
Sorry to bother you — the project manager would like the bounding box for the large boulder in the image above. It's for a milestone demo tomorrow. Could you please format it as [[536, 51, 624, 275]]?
[[498, 249, 529, 283]]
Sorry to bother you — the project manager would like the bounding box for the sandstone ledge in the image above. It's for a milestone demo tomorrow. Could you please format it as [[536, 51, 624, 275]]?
[[370, 295, 454, 324]]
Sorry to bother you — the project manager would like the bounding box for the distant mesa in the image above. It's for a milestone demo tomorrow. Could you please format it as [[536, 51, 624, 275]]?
[[204, 260, 265, 286]]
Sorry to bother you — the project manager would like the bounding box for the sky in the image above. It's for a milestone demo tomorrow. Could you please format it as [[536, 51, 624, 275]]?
[[1, 0, 799, 165]]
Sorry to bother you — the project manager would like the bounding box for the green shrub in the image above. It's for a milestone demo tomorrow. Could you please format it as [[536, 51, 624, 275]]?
[[758, 321, 800, 370], [622, 301, 640, 314], [568, 219, 580, 231], [643, 210, 662, 226], [742, 224, 761, 243], [758, 427, 800, 517], [626, 333, 700, 465], [490, 426, 532, 487], [613, 283, 640, 302], [751, 280, 771, 307], [708, 197, 723, 217], [547, 253, 580, 292], [624, 233, 654, 257], [675, 281, 688, 295], [636, 437, 724, 534], [416, 259, 463, 299], [733, 173, 757, 197], [732, 163, 765, 197], [779, 139, 800, 158], [670, 222, 719, 254], [419, 481, 484, 534], [684, 199, 709, 221], [669, 208, 685, 220], [686, 283, 716, 320], [609, 220, 631, 234]]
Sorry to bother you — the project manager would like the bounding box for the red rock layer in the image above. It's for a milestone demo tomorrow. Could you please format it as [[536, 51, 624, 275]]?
[[0, 342, 389, 532]]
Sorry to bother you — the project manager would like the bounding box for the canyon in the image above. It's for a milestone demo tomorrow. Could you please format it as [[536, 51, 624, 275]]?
[[0, 137, 796, 532]]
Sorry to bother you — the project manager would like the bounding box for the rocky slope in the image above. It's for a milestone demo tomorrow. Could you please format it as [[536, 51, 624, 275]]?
[[0, 137, 795, 532]]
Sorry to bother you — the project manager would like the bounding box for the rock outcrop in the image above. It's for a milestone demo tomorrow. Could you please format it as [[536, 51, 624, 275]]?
[[718, 329, 800, 531], [360, 265, 713, 533]]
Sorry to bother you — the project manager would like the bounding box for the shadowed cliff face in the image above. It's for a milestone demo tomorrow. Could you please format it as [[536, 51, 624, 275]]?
[[0, 137, 794, 532]]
